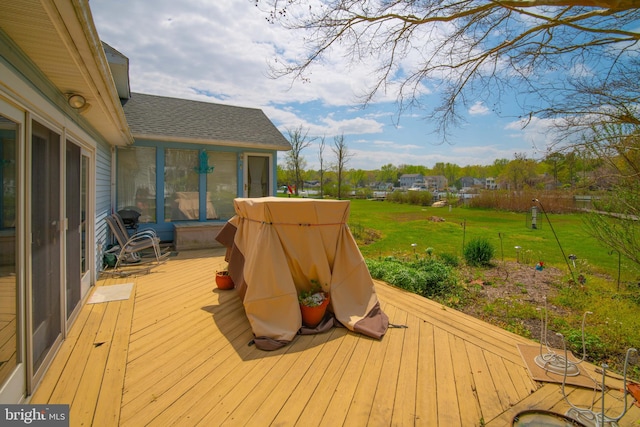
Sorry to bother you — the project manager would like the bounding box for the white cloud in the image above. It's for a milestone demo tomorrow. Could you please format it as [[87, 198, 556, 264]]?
[[468, 101, 490, 116]]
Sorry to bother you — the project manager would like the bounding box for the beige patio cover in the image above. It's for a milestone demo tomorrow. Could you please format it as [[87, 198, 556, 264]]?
[[216, 197, 388, 350]]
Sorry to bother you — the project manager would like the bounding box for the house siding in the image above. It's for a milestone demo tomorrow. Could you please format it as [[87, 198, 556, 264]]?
[[95, 138, 112, 276]]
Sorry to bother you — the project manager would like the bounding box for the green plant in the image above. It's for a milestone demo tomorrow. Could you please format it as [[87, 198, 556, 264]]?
[[464, 237, 495, 267], [366, 257, 461, 304], [438, 252, 459, 267], [298, 280, 327, 307]]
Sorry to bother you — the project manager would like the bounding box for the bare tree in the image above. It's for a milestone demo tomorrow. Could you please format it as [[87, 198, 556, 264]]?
[[582, 124, 640, 267], [332, 134, 353, 199], [255, 0, 640, 140], [318, 136, 326, 198], [285, 126, 315, 195]]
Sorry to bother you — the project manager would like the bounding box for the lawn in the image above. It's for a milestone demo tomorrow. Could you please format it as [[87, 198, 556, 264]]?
[[348, 199, 637, 284]]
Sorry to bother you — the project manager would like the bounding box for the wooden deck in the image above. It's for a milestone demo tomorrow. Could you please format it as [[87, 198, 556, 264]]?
[[30, 249, 640, 426]]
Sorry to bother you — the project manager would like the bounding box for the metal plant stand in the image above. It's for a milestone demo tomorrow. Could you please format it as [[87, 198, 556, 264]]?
[[535, 302, 590, 377], [558, 337, 637, 427]]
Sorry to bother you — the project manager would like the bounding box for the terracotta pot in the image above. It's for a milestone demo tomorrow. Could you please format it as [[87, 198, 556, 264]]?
[[300, 294, 330, 328], [215, 271, 234, 290]]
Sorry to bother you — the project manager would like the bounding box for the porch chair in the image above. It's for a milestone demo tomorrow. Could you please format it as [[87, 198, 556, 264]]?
[[105, 213, 170, 274]]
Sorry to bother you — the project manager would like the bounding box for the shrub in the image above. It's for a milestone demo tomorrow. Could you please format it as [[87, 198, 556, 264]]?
[[438, 252, 460, 267], [365, 257, 459, 301], [463, 238, 495, 267]]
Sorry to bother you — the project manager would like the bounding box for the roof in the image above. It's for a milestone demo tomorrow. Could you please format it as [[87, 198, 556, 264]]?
[[122, 93, 291, 151], [102, 42, 131, 100], [0, 0, 133, 146]]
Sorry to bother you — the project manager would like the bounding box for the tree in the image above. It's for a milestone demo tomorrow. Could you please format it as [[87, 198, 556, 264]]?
[[498, 153, 538, 190], [582, 123, 640, 267], [256, 0, 639, 140], [318, 136, 326, 198], [349, 169, 367, 188], [377, 163, 398, 186], [332, 134, 353, 199], [544, 152, 566, 188], [285, 126, 315, 195]]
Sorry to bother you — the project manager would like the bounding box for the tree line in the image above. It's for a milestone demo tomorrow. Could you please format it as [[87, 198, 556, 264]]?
[[280, 136, 626, 195]]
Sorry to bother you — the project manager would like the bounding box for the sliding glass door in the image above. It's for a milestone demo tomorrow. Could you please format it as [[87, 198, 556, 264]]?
[[65, 141, 89, 320], [30, 120, 62, 379], [0, 103, 24, 403]]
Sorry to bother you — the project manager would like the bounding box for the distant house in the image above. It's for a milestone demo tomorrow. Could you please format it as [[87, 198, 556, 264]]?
[[486, 177, 498, 190], [425, 175, 448, 191], [0, 1, 289, 402], [399, 174, 424, 188]]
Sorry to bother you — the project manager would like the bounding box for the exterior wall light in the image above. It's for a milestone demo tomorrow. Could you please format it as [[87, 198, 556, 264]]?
[[67, 93, 87, 109]]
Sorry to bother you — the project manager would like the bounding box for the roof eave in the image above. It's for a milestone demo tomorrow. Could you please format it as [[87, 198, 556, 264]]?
[[46, 0, 134, 145], [134, 134, 292, 151]]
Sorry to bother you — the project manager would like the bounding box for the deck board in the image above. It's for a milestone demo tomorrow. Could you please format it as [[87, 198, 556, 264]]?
[[27, 249, 640, 426]]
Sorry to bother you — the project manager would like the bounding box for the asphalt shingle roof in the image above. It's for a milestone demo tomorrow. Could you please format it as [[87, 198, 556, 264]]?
[[122, 93, 291, 150]]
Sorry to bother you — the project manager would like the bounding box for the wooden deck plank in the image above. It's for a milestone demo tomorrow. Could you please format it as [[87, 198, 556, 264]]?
[[375, 282, 529, 365], [122, 311, 250, 406], [247, 333, 343, 426], [47, 303, 107, 404], [216, 334, 314, 426], [296, 330, 362, 422], [194, 333, 337, 426], [415, 321, 437, 426], [29, 301, 95, 403], [119, 304, 253, 424], [434, 327, 462, 426], [484, 349, 520, 410], [486, 383, 564, 426], [503, 357, 538, 400], [69, 337, 110, 426], [342, 305, 397, 426], [318, 334, 375, 426], [390, 312, 421, 426], [92, 295, 136, 426], [465, 342, 505, 422], [26, 251, 640, 427], [450, 334, 483, 427], [122, 324, 257, 426], [368, 309, 407, 425]]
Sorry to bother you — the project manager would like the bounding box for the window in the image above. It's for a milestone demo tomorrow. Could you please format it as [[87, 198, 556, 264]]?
[[117, 146, 239, 223], [116, 146, 156, 223], [164, 149, 199, 221], [206, 151, 236, 220]]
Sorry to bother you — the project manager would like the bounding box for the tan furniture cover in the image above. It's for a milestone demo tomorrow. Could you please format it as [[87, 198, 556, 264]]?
[[216, 197, 388, 350]]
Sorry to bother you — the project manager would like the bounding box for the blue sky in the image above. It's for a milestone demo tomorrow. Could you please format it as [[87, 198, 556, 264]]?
[[90, 0, 554, 170]]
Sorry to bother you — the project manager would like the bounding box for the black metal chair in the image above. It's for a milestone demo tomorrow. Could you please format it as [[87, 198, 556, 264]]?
[[104, 213, 169, 275]]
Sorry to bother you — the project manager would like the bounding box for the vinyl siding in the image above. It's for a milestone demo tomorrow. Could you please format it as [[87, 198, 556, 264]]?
[[95, 138, 112, 278]]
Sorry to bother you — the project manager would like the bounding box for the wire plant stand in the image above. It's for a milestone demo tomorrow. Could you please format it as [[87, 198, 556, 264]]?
[[535, 300, 590, 377], [557, 333, 637, 427]]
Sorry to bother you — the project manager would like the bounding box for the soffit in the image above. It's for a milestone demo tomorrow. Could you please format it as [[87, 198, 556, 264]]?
[[0, 0, 132, 145]]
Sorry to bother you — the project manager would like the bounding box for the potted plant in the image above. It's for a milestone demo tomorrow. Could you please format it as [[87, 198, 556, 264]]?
[[298, 280, 330, 328], [215, 270, 234, 290]]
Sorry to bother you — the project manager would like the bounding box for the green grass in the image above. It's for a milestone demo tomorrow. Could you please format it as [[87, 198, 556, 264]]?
[[348, 199, 639, 283]]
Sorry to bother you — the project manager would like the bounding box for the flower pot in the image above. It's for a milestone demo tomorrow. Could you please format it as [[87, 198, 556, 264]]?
[[215, 271, 234, 290], [300, 294, 330, 328]]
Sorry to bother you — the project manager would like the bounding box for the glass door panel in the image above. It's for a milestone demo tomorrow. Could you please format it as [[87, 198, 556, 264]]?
[[65, 141, 81, 319], [0, 114, 19, 393], [245, 155, 270, 197], [31, 121, 61, 374]]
